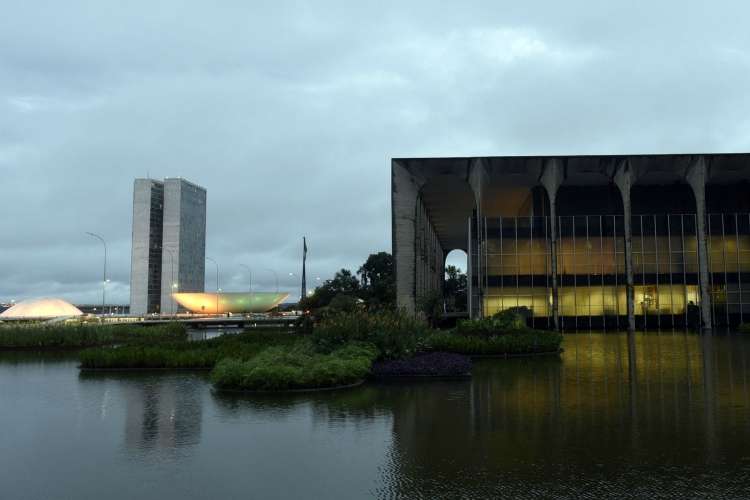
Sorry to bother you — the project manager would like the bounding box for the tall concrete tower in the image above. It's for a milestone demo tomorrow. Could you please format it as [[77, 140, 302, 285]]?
[[130, 178, 206, 315]]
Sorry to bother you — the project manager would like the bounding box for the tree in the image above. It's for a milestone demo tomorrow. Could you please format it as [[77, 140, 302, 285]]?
[[444, 265, 467, 312], [299, 268, 360, 311], [358, 252, 395, 310], [418, 290, 443, 327], [299, 253, 397, 314]]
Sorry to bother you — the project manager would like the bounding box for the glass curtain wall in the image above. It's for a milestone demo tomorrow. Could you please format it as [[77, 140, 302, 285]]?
[[484, 216, 551, 329], [483, 213, 750, 329], [707, 213, 750, 326]]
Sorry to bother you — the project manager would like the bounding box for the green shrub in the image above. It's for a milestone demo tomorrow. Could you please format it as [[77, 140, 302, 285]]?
[[455, 309, 528, 337], [312, 310, 430, 359], [210, 341, 378, 391], [0, 322, 186, 349], [417, 290, 444, 327], [425, 329, 562, 356], [79, 330, 297, 369], [293, 315, 314, 335], [79, 344, 220, 369]]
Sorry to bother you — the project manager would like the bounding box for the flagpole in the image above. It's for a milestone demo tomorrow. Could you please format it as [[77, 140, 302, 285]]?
[[301, 237, 307, 301]]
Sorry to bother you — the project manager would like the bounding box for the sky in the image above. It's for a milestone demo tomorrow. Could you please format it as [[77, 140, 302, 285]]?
[[2, 1, 750, 305]]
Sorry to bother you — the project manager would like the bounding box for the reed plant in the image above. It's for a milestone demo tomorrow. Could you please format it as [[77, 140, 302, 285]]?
[[79, 331, 297, 369], [0, 322, 186, 349], [425, 329, 562, 356], [312, 310, 430, 359]]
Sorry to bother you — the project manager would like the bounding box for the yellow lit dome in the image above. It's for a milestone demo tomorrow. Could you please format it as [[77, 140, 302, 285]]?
[[0, 298, 84, 319]]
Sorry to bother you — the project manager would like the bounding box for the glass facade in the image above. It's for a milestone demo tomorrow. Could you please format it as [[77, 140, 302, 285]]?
[[483, 214, 750, 329], [708, 213, 750, 325]]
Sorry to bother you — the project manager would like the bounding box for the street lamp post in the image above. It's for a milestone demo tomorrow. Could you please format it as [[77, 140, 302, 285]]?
[[85, 232, 107, 314], [239, 264, 252, 294], [265, 269, 279, 293], [206, 257, 219, 314]]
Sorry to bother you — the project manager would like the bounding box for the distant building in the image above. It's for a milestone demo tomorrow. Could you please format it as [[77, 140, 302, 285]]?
[[392, 154, 750, 331], [172, 292, 289, 314], [130, 178, 206, 315], [76, 304, 130, 315], [0, 298, 83, 319]]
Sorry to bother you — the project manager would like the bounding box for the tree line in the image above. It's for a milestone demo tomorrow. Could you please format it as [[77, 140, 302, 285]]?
[[299, 251, 467, 316]]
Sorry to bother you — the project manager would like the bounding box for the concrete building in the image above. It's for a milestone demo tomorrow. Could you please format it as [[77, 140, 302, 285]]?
[[130, 178, 207, 315], [392, 154, 750, 331]]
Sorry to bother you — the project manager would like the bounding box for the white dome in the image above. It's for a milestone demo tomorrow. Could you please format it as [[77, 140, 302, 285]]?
[[0, 298, 84, 319]]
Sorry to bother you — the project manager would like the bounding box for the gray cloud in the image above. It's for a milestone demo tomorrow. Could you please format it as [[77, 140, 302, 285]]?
[[2, 1, 750, 303]]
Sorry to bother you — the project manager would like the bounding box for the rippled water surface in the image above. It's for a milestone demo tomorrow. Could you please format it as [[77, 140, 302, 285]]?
[[2, 332, 750, 499]]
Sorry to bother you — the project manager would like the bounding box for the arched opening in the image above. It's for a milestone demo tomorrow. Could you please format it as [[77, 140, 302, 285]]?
[[557, 185, 623, 215], [414, 175, 476, 315], [629, 183, 700, 329], [631, 183, 694, 214], [419, 176, 476, 251], [444, 249, 468, 313]]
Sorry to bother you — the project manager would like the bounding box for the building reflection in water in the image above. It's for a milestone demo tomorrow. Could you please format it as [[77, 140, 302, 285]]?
[[123, 376, 203, 453], [80, 373, 204, 455], [376, 332, 750, 498], [179, 332, 750, 497]]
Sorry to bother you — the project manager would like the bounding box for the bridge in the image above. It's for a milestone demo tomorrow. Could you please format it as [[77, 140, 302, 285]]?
[[100, 314, 300, 330]]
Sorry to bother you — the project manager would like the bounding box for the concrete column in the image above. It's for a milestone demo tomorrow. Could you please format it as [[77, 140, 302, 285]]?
[[467, 217, 473, 318], [469, 159, 488, 318], [686, 156, 713, 332], [392, 161, 422, 314], [614, 160, 636, 334], [540, 159, 563, 331]]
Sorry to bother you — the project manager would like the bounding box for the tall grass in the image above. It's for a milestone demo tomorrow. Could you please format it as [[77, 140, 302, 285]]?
[[79, 331, 297, 369], [0, 322, 186, 349], [312, 310, 430, 359], [425, 330, 562, 355]]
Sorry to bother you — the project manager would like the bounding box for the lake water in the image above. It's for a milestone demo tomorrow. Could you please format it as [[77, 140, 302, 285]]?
[[2, 332, 750, 499]]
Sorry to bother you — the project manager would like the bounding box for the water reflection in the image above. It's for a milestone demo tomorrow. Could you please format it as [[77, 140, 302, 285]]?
[[213, 385, 395, 428], [207, 332, 750, 497], [376, 332, 750, 498], [3, 333, 750, 498], [80, 372, 205, 455]]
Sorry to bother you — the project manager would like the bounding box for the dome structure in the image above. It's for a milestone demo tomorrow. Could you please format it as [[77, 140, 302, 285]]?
[[0, 298, 84, 319], [172, 292, 289, 314]]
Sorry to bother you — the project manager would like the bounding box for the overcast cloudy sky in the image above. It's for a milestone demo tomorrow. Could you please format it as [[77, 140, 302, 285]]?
[[2, 1, 750, 304]]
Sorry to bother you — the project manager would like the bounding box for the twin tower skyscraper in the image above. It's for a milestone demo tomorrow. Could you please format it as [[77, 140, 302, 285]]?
[[129, 178, 207, 315]]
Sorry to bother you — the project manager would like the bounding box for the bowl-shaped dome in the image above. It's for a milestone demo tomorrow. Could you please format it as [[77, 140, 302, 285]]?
[[172, 292, 289, 314], [0, 298, 84, 319]]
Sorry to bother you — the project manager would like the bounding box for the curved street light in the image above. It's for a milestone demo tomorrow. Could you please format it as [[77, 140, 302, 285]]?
[[239, 264, 252, 294], [206, 257, 219, 314], [85, 232, 107, 314]]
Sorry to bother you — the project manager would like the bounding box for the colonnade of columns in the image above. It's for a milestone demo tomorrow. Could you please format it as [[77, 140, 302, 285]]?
[[541, 156, 713, 332], [396, 156, 718, 330], [415, 197, 444, 304], [392, 161, 444, 313]]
